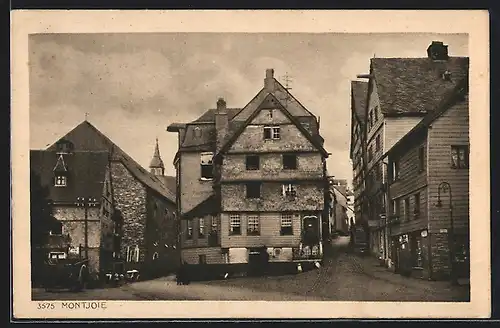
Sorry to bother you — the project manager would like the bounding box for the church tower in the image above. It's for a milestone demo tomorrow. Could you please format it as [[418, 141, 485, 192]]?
[[149, 138, 165, 176]]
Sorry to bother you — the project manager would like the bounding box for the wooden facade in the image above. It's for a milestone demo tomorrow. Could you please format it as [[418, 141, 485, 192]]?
[[386, 84, 469, 281]]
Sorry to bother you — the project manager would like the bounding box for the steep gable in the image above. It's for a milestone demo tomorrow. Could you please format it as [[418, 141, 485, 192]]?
[[217, 93, 328, 157], [46, 121, 176, 204]]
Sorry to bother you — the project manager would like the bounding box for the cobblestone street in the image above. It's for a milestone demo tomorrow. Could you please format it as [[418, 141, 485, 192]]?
[[32, 237, 469, 302]]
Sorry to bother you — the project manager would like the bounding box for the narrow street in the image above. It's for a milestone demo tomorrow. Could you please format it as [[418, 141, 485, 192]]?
[[32, 236, 469, 302]]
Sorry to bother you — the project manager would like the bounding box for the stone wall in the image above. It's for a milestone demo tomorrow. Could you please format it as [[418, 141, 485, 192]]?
[[110, 161, 147, 263]]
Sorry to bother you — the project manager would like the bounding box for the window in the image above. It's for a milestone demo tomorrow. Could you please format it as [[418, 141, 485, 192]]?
[[369, 110, 373, 129], [54, 175, 67, 187], [246, 155, 260, 170], [451, 145, 469, 169], [418, 146, 425, 172], [126, 245, 140, 262], [280, 213, 293, 235], [49, 252, 67, 260], [392, 160, 400, 181], [376, 135, 381, 152], [200, 152, 214, 180], [229, 214, 241, 235], [404, 198, 410, 221], [283, 154, 297, 170], [198, 254, 207, 264], [392, 199, 400, 216], [193, 127, 202, 138], [414, 193, 421, 217], [246, 182, 261, 199], [247, 215, 260, 235], [282, 183, 297, 199], [211, 215, 218, 232], [198, 218, 205, 238], [187, 220, 193, 239], [152, 252, 159, 260], [264, 126, 280, 140], [368, 146, 373, 162]]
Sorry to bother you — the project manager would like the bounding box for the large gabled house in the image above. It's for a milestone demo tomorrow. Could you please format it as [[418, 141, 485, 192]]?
[[34, 120, 179, 279], [168, 69, 330, 276], [354, 41, 469, 266]]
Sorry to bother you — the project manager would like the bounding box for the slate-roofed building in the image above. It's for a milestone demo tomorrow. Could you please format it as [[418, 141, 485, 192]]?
[[30, 146, 116, 278], [168, 69, 329, 276], [35, 120, 179, 279], [353, 41, 469, 267], [384, 76, 469, 281]]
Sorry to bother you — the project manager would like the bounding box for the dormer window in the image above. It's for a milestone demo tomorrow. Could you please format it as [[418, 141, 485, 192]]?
[[54, 175, 67, 187]]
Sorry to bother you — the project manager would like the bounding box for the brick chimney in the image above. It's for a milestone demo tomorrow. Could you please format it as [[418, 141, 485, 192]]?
[[427, 41, 449, 61], [264, 68, 275, 92], [215, 97, 228, 152]]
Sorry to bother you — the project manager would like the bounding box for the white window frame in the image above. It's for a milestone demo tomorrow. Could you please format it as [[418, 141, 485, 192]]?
[[264, 126, 281, 140], [247, 215, 260, 235], [198, 218, 205, 238], [54, 175, 67, 187], [187, 220, 193, 239], [280, 213, 293, 235], [200, 152, 214, 181], [229, 214, 241, 235], [282, 183, 297, 198]]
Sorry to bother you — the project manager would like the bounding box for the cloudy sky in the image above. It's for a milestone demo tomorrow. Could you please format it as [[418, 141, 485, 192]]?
[[29, 33, 468, 185]]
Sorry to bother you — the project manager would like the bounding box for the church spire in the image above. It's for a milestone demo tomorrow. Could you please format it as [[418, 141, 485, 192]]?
[[149, 137, 165, 176]]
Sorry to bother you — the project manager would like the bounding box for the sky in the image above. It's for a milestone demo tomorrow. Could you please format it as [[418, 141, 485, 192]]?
[[29, 33, 468, 186]]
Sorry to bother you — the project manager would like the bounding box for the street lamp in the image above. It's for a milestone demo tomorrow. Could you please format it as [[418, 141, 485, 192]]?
[[435, 182, 458, 285]]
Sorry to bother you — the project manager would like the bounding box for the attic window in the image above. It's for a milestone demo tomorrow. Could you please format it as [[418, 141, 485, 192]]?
[[264, 126, 280, 140], [54, 175, 67, 187], [193, 127, 202, 138], [200, 152, 214, 180]]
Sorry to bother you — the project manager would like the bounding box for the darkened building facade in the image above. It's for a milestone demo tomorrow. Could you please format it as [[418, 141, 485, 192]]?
[[385, 78, 469, 281], [39, 120, 178, 279], [168, 69, 329, 275]]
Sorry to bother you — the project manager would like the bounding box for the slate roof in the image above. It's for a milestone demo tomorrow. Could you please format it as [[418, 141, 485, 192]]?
[[149, 139, 165, 169], [46, 121, 176, 204], [192, 108, 241, 123], [351, 81, 368, 122], [30, 150, 109, 204], [371, 56, 469, 115], [384, 75, 468, 158]]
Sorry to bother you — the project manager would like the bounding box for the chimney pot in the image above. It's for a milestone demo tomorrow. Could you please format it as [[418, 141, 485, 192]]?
[[217, 98, 227, 112], [427, 41, 449, 61]]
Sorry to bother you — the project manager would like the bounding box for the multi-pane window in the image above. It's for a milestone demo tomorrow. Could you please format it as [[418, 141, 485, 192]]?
[[282, 183, 297, 198], [246, 182, 261, 199], [211, 215, 218, 232], [229, 214, 241, 235], [200, 152, 214, 180], [414, 193, 421, 217], [187, 220, 193, 239], [198, 218, 205, 238], [280, 213, 293, 235], [451, 145, 469, 169], [54, 175, 67, 187], [418, 146, 425, 172], [246, 155, 260, 170], [283, 154, 297, 170], [264, 126, 280, 140], [247, 215, 260, 236]]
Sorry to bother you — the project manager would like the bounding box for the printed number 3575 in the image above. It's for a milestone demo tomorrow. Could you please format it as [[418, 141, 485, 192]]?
[[37, 302, 55, 310]]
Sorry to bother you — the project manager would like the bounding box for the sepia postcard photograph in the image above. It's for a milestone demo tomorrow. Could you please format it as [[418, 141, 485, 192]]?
[[10, 10, 490, 319]]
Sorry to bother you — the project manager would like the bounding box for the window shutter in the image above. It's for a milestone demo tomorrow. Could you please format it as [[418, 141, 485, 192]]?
[[264, 127, 271, 139]]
